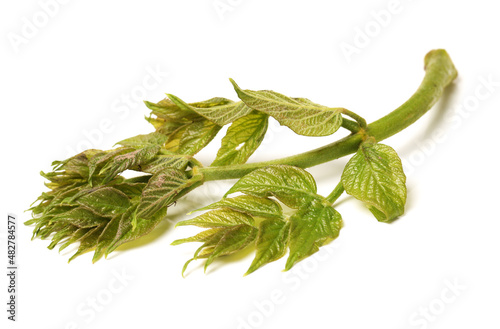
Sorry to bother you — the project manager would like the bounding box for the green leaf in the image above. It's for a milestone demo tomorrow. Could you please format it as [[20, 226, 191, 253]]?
[[69, 225, 106, 262], [116, 132, 168, 149], [105, 205, 167, 256], [188, 97, 234, 108], [171, 228, 225, 246], [177, 120, 221, 155], [48, 225, 79, 250], [27, 152, 173, 262], [92, 214, 123, 262], [246, 219, 290, 275], [161, 120, 221, 156], [148, 118, 186, 136], [38, 221, 66, 240], [191, 195, 283, 219], [174, 207, 258, 274], [230, 79, 343, 136], [76, 187, 131, 217], [36, 184, 83, 214], [163, 125, 188, 151], [40, 170, 85, 185], [51, 207, 108, 228], [225, 165, 319, 208], [139, 153, 191, 174], [285, 199, 342, 270], [87, 148, 134, 183], [341, 141, 407, 222], [212, 112, 268, 166], [145, 116, 168, 130], [204, 224, 258, 271], [99, 145, 161, 183], [59, 227, 91, 252], [123, 175, 152, 184], [176, 208, 254, 228], [145, 96, 240, 156], [168, 94, 253, 126], [136, 169, 203, 220], [144, 98, 199, 122], [92, 203, 169, 262], [52, 149, 101, 178], [145, 97, 234, 123], [113, 182, 147, 199]]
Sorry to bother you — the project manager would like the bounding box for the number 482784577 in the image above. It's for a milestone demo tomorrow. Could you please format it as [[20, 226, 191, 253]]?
[[7, 216, 16, 266]]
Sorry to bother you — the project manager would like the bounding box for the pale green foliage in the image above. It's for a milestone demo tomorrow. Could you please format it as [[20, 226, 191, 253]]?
[[116, 132, 168, 149], [144, 97, 225, 155], [212, 112, 269, 166], [27, 74, 416, 275], [134, 168, 203, 228], [139, 150, 191, 174], [178, 120, 222, 155], [51, 207, 109, 228], [246, 219, 290, 275], [341, 140, 407, 222], [177, 208, 255, 228], [26, 146, 202, 262], [175, 165, 344, 275], [285, 199, 342, 270], [99, 145, 161, 184], [76, 187, 131, 217], [225, 165, 319, 208], [191, 195, 283, 219], [230, 79, 343, 136], [167, 94, 253, 126], [173, 208, 258, 275]]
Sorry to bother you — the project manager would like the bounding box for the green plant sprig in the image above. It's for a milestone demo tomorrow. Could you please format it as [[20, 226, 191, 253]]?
[[26, 49, 457, 275]]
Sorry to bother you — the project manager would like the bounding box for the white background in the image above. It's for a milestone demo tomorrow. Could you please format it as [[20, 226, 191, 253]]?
[[1, 0, 500, 328]]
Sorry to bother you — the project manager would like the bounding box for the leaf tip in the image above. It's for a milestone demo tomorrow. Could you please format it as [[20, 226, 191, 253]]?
[[243, 268, 254, 277], [166, 94, 184, 106], [92, 251, 102, 264], [283, 257, 295, 272], [182, 258, 194, 277], [203, 257, 214, 274], [229, 78, 239, 90]]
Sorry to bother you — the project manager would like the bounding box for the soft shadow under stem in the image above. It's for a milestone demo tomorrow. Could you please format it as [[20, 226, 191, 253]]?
[[398, 81, 457, 156]]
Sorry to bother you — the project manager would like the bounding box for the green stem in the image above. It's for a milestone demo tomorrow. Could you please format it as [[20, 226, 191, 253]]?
[[341, 109, 367, 129], [188, 157, 204, 169], [200, 49, 457, 181], [341, 118, 362, 134], [325, 181, 345, 204]]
